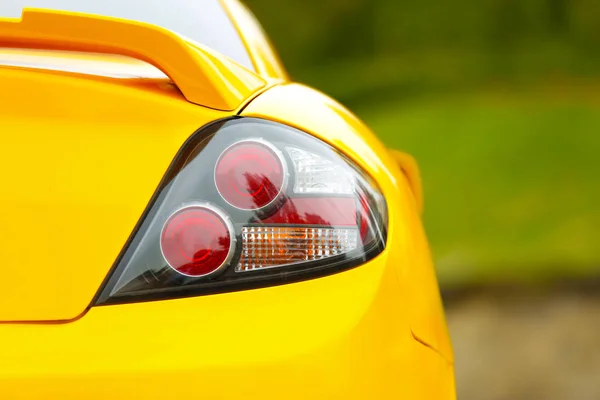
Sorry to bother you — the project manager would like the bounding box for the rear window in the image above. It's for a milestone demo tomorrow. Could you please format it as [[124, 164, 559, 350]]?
[[0, 0, 254, 70]]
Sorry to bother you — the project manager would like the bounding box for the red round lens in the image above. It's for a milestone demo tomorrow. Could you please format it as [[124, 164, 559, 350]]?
[[160, 205, 233, 277], [215, 140, 286, 210]]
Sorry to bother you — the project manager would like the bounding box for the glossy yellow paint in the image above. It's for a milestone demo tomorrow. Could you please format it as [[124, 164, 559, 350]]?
[[389, 149, 424, 214], [0, 245, 453, 398], [0, 63, 231, 321], [0, 2, 454, 398], [0, 8, 266, 110]]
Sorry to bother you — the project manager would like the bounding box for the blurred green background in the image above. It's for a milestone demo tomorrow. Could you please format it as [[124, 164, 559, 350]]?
[[247, 0, 600, 288]]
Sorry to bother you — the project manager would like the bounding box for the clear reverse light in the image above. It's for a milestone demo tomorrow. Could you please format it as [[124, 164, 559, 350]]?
[[286, 146, 354, 194]]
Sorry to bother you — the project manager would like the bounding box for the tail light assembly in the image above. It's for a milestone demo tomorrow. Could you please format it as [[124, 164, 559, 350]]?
[[96, 118, 387, 304]]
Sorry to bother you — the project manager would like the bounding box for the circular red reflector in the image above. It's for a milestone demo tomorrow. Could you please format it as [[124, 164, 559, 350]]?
[[160, 204, 234, 277], [215, 140, 286, 210]]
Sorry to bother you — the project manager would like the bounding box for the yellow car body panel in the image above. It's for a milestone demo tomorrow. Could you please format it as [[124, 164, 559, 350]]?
[[0, 248, 454, 399], [0, 62, 232, 321], [0, 1, 455, 398]]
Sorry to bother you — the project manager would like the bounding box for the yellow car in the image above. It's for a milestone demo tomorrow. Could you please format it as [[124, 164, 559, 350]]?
[[0, 0, 454, 398]]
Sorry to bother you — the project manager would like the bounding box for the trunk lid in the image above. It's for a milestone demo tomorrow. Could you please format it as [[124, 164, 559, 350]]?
[[0, 57, 230, 321]]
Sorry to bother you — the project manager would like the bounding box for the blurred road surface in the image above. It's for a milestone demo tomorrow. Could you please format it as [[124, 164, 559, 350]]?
[[446, 287, 600, 400]]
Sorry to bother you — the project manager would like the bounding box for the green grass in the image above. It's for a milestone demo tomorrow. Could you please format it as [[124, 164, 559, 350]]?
[[358, 87, 600, 287]]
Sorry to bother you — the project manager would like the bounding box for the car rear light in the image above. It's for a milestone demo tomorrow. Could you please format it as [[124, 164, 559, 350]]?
[[160, 204, 235, 277], [215, 139, 287, 210], [96, 118, 387, 305], [286, 146, 354, 194], [237, 226, 359, 272]]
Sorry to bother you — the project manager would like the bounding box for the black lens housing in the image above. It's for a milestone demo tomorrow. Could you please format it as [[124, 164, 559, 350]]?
[[94, 117, 387, 305]]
